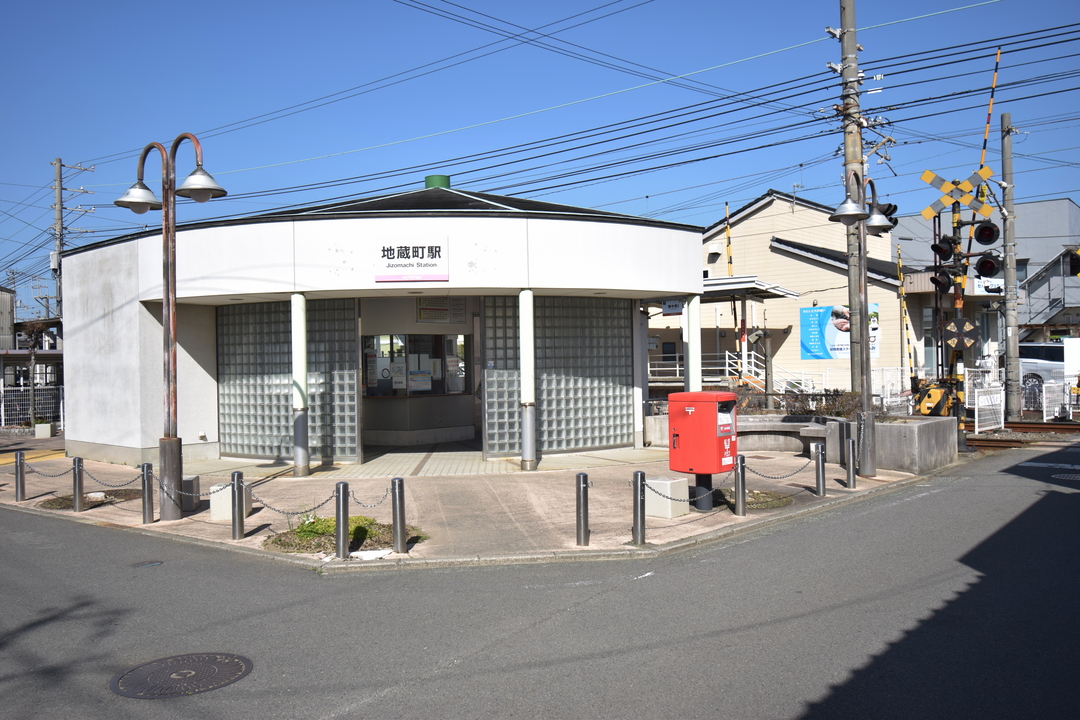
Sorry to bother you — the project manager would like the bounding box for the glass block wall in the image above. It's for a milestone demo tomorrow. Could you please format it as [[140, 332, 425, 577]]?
[[218, 302, 291, 458], [306, 299, 358, 459], [535, 297, 633, 451], [482, 296, 521, 455], [218, 299, 357, 460], [482, 295, 634, 456]]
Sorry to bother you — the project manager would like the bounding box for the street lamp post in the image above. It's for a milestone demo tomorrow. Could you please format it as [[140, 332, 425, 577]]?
[[828, 173, 893, 478], [115, 133, 226, 521]]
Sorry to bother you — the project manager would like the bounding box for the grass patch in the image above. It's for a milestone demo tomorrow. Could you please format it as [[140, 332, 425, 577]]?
[[37, 489, 142, 510], [263, 514, 426, 554], [719, 488, 794, 510]]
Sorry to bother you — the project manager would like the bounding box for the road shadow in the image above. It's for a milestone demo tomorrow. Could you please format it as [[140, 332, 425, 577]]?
[[798, 470, 1080, 718]]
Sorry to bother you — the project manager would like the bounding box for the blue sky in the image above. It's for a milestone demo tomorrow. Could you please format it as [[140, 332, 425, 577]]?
[[2, 0, 1078, 318]]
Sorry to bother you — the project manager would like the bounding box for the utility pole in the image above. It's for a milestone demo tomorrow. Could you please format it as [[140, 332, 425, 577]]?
[[49, 158, 94, 324], [1000, 113, 1021, 420], [839, 0, 865, 395], [833, 0, 876, 476], [53, 158, 63, 319]]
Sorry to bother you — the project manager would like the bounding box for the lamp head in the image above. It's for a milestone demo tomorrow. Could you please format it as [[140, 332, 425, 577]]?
[[176, 166, 227, 204], [828, 195, 869, 226], [864, 205, 894, 236], [114, 180, 162, 215]]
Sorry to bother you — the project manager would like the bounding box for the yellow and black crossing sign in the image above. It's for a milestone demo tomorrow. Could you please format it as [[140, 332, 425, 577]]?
[[920, 166, 994, 220], [943, 318, 978, 350]]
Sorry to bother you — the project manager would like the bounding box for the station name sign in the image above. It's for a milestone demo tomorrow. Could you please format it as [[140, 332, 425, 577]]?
[[375, 240, 449, 282]]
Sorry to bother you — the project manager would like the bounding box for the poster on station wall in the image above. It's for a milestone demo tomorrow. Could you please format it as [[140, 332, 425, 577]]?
[[416, 296, 466, 323], [800, 304, 879, 360]]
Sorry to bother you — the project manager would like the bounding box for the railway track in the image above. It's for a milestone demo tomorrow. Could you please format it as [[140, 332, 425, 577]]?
[[966, 436, 1028, 450], [1003, 421, 1080, 434], [966, 420, 1080, 450]]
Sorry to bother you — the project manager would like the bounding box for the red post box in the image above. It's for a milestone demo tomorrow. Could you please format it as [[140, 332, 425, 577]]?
[[668, 391, 738, 474]]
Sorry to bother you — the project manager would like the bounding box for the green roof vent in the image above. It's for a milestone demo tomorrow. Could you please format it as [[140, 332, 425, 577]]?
[[424, 174, 451, 189]]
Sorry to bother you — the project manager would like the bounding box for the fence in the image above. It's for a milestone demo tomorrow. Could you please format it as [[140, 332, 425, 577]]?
[[971, 386, 1005, 434], [1, 386, 64, 428], [1041, 382, 1074, 422], [965, 369, 1003, 411]]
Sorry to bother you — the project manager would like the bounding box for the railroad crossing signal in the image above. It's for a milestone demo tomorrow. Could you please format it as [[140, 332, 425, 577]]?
[[943, 318, 977, 350], [920, 166, 995, 220]]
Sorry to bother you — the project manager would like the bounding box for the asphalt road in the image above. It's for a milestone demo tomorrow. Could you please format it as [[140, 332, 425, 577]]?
[[2, 442, 1077, 719]]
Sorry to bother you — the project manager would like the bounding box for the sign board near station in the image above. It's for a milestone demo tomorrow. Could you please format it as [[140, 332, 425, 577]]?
[[376, 240, 449, 282]]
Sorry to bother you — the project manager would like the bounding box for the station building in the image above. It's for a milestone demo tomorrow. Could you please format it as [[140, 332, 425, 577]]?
[[62, 176, 703, 469]]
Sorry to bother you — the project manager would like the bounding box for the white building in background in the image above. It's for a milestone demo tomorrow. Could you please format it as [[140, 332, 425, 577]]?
[[648, 190, 904, 393], [62, 177, 703, 467]]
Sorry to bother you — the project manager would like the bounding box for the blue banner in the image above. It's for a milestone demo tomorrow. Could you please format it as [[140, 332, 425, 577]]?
[[800, 305, 879, 360]]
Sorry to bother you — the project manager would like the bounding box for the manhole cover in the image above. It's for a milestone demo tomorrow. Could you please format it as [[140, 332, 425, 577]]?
[[109, 653, 253, 698], [1051, 474, 1080, 481]]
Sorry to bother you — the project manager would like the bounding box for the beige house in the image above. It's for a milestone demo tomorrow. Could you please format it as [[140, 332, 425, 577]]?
[[648, 190, 909, 395]]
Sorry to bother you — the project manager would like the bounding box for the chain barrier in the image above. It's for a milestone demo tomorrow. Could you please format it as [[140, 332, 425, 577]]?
[[245, 481, 338, 518], [349, 487, 391, 508], [109, 500, 146, 514], [83, 468, 142, 489], [744, 455, 814, 480], [642, 468, 735, 503], [168, 482, 232, 498], [23, 462, 72, 479]]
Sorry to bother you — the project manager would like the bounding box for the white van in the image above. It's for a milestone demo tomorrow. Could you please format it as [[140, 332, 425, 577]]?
[[1018, 342, 1066, 391]]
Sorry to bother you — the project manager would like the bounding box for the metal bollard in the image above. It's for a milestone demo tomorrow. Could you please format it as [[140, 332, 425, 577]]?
[[814, 443, 826, 498], [734, 455, 746, 517], [631, 470, 646, 545], [576, 473, 589, 546], [14, 451, 25, 502], [336, 481, 350, 560], [231, 471, 245, 541], [846, 437, 857, 490], [392, 477, 407, 554], [141, 463, 155, 524], [72, 457, 84, 513]]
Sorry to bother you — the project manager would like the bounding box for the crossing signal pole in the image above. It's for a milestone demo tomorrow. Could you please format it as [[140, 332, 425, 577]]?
[[919, 166, 1002, 446]]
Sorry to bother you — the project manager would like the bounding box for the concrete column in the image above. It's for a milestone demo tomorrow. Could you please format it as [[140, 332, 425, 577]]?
[[632, 302, 647, 448], [740, 297, 749, 386], [519, 289, 537, 470], [684, 294, 702, 392], [291, 293, 310, 477]]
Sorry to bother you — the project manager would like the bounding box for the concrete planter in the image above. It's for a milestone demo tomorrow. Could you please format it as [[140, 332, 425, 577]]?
[[825, 416, 957, 475], [34, 422, 55, 439]]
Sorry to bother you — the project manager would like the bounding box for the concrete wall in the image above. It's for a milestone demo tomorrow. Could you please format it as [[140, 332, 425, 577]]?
[[65, 241, 220, 466]]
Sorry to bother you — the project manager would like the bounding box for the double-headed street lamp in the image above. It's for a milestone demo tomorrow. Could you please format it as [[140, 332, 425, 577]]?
[[828, 173, 895, 478], [115, 133, 226, 521]]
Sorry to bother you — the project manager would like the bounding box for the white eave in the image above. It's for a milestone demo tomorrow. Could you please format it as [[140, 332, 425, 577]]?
[[701, 274, 799, 300]]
